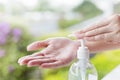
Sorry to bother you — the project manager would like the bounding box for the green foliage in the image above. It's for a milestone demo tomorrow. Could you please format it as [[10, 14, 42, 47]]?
[[58, 1, 103, 30], [44, 67, 69, 80], [0, 22, 42, 80], [58, 19, 81, 30], [91, 50, 120, 80], [73, 1, 102, 20]]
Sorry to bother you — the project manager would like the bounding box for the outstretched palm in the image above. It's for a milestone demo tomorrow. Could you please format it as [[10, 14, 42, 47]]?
[[18, 37, 80, 68]]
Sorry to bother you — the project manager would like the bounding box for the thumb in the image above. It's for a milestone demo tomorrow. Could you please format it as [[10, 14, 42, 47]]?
[[27, 40, 49, 51]]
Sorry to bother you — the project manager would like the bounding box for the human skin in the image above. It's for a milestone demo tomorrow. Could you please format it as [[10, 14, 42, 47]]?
[[18, 37, 80, 68], [74, 14, 120, 44], [18, 37, 120, 69], [18, 14, 120, 69]]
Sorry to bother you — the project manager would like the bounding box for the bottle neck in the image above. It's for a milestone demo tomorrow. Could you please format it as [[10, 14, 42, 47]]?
[[77, 46, 90, 60], [78, 58, 89, 62]]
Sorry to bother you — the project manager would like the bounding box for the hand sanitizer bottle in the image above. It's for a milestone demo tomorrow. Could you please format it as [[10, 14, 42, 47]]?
[[68, 40, 98, 80]]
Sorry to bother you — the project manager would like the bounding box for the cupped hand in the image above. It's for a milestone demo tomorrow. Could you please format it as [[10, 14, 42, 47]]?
[[18, 37, 80, 69]]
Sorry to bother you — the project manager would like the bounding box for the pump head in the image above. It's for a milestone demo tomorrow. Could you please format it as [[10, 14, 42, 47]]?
[[77, 39, 89, 59]]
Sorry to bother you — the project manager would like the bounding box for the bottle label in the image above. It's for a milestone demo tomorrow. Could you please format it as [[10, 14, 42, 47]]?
[[88, 74, 97, 80]]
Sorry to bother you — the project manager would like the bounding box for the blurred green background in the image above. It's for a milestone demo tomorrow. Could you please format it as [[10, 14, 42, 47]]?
[[0, 0, 120, 80]]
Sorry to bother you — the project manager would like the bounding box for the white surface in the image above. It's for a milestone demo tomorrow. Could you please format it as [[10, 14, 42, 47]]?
[[102, 65, 120, 80], [88, 74, 97, 80]]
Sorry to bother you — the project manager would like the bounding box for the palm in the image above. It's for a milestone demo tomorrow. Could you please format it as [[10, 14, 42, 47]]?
[[18, 37, 80, 68], [46, 38, 79, 67]]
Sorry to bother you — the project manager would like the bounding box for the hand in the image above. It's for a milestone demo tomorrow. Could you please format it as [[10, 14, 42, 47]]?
[[18, 37, 80, 69], [74, 14, 120, 44]]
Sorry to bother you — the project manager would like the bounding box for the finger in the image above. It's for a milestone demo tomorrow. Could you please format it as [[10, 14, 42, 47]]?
[[18, 55, 31, 64], [27, 40, 50, 51], [74, 33, 85, 39], [73, 19, 112, 39], [27, 58, 57, 67], [81, 16, 115, 33], [40, 45, 56, 55], [74, 14, 118, 34], [73, 30, 85, 34], [85, 36, 104, 41], [18, 55, 51, 65], [74, 26, 110, 39], [40, 61, 66, 69], [32, 52, 55, 57], [110, 14, 120, 24], [85, 26, 110, 37], [18, 56, 44, 65], [31, 52, 45, 56], [84, 33, 112, 41]]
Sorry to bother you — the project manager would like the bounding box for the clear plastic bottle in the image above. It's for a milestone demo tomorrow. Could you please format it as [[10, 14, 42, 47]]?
[[68, 40, 98, 80]]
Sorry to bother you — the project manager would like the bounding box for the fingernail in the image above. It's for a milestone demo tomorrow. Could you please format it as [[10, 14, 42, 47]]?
[[27, 46, 32, 51], [18, 58, 23, 63], [18, 59, 20, 63]]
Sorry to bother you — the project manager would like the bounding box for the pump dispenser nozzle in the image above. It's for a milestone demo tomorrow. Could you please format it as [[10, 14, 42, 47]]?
[[77, 40, 89, 60], [68, 40, 98, 80], [79, 39, 87, 80], [80, 39, 85, 47]]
